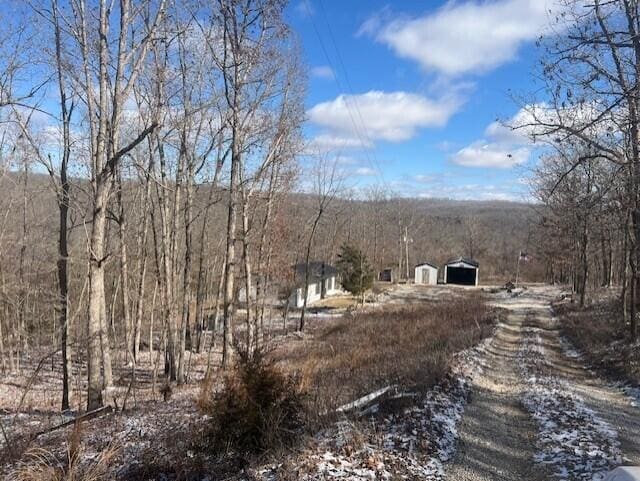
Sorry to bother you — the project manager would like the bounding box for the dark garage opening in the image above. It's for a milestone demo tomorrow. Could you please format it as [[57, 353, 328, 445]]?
[[446, 266, 476, 286]]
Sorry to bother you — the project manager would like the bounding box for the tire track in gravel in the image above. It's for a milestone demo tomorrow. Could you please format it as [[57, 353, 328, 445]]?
[[446, 286, 640, 481], [445, 289, 551, 481], [538, 307, 640, 469]]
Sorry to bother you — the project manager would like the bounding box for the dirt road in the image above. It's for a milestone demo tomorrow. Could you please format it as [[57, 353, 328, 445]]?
[[445, 287, 640, 481]]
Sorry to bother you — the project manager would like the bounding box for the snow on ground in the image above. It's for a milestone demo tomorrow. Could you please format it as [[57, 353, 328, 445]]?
[[259, 338, 492, 480], [559, 336, 584, 361], [519, 326, 622, 481], [616, 383, 640, 408]]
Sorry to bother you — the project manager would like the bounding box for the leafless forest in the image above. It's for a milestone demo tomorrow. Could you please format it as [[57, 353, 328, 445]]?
[[0, 0, 539, 412], [2, 0, 640, 480]]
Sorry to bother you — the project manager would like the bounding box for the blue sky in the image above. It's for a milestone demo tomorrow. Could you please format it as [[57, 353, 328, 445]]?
[[286, 0, 554, 201]]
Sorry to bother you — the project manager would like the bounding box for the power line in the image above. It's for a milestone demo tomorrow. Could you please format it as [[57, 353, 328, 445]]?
[[316, 0, 387, 187], [304, 0, 388, 190]]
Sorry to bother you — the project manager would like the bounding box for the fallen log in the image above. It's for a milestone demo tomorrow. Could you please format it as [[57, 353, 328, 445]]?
[[336, 385, 396, 414], [33, 406, 113, 438]]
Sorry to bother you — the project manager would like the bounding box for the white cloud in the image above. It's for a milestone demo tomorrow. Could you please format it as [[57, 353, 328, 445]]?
[[415, 183, 521, 201], [451, 140, 530, 168], [390, 174, 525, 201], [334, 155, 357, 165], [308, 90, 464, 144], [353, 166, 378, 176], [308, 133, 373, 152], [412, 173, 442, 183], [484, 105, 555, 143], [485, 118, 530, 144], [449, 105, 550, 168], [361, 0, 559, 76], [416, 190, 493, 200], [436, 140, 456, 152], [311, 65, 335, 80]]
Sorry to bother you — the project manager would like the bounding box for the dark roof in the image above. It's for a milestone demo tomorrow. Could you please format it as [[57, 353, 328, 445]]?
[[445, 257, 479, 268], [415, 261, 438, 269], [293, 262, 338, 283]]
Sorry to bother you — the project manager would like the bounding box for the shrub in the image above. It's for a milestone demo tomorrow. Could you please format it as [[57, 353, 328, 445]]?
[[204, 350, 305, 456]]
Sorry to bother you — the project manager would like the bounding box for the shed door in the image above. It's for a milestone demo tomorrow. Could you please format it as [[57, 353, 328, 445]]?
[[446, 266, 476, 285], [422, 269, 429, 284]]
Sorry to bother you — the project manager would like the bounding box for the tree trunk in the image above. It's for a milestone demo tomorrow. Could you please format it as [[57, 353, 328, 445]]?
[[57, 169, 72, 411], [178, 168, 194, 383], [222, 144, 239, 369], [117, 171, 133, 363], [579, 218, 589, 307], [156, 138, 178, 381], [241, 195, 255, 354], [133, 180, 151, 361], [300, 213, 321, 332], [87, 184, 111, 411]]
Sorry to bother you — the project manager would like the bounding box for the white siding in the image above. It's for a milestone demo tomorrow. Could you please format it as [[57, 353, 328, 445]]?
[[414, 264, 438, 285], [325, 275, 340, 295], [288, 275, 341, 308]]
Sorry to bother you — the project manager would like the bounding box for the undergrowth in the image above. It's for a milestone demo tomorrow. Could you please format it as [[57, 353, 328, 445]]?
[[555, 295, 640, 383], [7, 422, 119, 481], [277, 292, 496, 416]]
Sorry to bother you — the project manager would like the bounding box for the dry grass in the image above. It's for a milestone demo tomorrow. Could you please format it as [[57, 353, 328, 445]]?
[[4, 287, 497, 480], [312, 296, 358, 309], [276, 292, 496, 415], [7, 422, 120, 481], [555, 295, 640, 383]]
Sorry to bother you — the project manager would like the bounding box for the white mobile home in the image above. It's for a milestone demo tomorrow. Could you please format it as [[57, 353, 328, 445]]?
[[414, 262, 438, 285], [289, 262, 341, 308]]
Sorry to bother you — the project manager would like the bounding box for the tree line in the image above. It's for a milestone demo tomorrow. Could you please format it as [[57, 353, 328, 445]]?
[[526, 0, 640, 339]]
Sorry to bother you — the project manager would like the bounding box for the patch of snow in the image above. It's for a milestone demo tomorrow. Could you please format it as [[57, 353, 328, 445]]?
[[519, 327, 622, 481], [612, 382, 640, 408], [259, 337, 492, 480], [560, 336, 584, 360]]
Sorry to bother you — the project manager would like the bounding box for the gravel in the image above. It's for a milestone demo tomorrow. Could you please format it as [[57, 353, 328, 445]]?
[[445, 286, 640, 481]]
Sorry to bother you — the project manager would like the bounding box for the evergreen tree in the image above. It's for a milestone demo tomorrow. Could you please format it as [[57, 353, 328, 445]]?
[[336, 244, 374, 299]]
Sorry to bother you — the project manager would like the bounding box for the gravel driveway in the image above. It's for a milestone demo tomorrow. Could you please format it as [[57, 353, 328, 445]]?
[[445, 286, 640, 481]]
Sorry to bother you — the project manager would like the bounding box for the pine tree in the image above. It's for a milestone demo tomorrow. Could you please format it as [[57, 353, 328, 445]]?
[[336, 244, 374, 300]]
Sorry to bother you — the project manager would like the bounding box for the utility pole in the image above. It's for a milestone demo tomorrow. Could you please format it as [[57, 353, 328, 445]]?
[[398, 221, 403, 282], [403, 226, 413, 282]]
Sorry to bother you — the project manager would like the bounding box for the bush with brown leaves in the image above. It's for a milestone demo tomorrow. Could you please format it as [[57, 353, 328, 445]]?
[[203, 350, 306, 457]]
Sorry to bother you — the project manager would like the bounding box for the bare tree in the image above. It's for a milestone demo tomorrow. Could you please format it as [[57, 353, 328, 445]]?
[[199, 0, 296, 367], [299, 154, 342, 332], [522, 0, 640, 337], [63, 0, 166, 410]]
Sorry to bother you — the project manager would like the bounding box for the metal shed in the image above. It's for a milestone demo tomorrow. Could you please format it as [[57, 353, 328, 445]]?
[[414, 262, 438, 285], [379, 267, 396, 283], [444, 257, 479, 286]]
